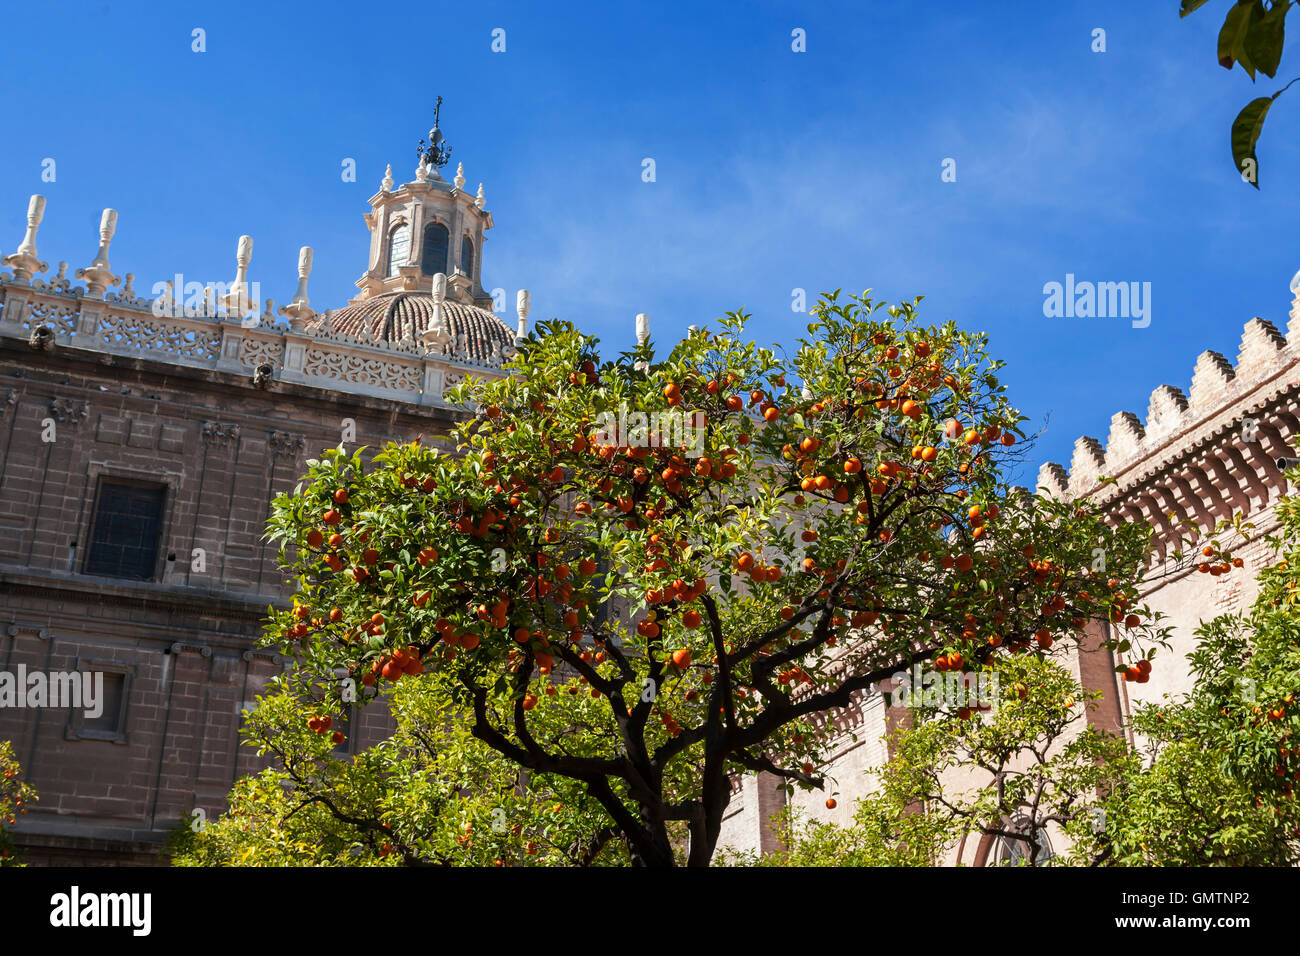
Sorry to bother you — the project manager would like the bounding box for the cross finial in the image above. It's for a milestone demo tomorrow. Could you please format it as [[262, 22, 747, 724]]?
[[417, 97, 454, 171]]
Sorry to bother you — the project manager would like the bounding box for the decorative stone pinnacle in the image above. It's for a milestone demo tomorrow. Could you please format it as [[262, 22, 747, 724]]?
[[419, 272, 451, 351], [382, 163, 394, 191], [516, 289, 530, 340], [277, 245, 317, 330], [223, 234, 255, 317], [475, 183, 485, 209], [76, 208, 121, 298], [3, 194, 49, 283], [454, 162, 466, 190], [18, 195, 43, 256], [635, 313, 650, 371]]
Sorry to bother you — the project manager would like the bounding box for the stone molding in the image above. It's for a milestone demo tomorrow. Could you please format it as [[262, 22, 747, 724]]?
[[0, 278, 507, 409]]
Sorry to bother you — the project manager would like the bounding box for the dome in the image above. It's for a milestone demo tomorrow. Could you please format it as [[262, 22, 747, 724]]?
[[316, 290, 514, 362]]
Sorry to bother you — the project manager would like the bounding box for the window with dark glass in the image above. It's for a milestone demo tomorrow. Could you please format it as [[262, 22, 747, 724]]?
[[81, 673, 126, 736], [85, 479, 166, 580], [385, 223, 411, 278], [333, 706, 355, 756], [421, 223, 449, 276], [460, 236, 474, 278]]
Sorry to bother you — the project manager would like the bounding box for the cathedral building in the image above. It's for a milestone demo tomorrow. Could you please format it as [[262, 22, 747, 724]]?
[[0, 124, 521, 863]]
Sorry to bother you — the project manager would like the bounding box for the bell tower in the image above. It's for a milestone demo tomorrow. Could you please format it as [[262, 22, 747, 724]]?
[[354, 99, 494, 310]]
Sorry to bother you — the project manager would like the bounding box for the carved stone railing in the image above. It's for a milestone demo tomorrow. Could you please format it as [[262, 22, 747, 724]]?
[[0, 278, 507, 408]]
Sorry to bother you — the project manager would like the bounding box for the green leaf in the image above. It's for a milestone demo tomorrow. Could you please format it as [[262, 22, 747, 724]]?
[[1244, 0, 1290, 77], [1231, 94, 1276, 188], [1218, 0, 1264, 77], [1180, 0, 1215, 16]]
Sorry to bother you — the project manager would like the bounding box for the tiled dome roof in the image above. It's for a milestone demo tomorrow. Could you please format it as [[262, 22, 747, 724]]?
[[317, 291, 513, 362]]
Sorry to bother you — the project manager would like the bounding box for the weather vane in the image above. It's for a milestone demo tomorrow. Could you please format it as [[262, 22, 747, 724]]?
[[417, 96, 454, 171]]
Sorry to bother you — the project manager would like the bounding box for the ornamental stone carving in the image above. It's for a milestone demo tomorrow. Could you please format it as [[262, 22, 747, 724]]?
[[239, 336, 284, 370], [301, 346, 421, 393], [201, 421, 240, 445], [268, 430, 306, 457], [49, 396, 88, 423], [96, 310, 223, 359]]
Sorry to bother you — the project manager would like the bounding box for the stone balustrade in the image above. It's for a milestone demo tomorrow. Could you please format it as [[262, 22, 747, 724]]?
[[0, 274, 507, 408]]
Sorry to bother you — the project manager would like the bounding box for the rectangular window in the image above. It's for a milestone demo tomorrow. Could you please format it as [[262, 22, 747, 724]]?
[[66, 663, 133, 745], [81, 672, 126, 736], [84, 479, 166, 580]]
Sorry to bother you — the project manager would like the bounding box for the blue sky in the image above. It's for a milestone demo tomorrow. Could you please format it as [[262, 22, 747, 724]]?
[[2, 0, 1297, 484]]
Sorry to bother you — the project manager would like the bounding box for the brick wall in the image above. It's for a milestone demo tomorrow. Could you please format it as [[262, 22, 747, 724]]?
[[0, 337, 459, 863]]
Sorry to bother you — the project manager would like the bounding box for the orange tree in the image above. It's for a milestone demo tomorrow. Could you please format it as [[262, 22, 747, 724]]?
[[0, 741, 36, 866], [266, 291, 1160, 866]]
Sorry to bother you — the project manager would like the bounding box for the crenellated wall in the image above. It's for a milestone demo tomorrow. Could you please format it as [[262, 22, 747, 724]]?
[[1039, 304, 1300, 513]]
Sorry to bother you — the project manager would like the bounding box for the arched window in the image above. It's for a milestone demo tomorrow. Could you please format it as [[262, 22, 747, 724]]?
[[385, 223, 410, 278], [994, 817, 1054, 866], [421, 222, 449, 276], [461, 236, 475, 279]]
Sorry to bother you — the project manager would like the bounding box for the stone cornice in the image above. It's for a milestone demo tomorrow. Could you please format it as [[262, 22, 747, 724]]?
[[1039, 310, 1300, 506], [0, 278, 508, 411], [0, 565, 287, 620]]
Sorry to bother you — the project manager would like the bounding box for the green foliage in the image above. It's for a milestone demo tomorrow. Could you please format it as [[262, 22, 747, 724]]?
[[173, 670, 627, 866], [1076, 489, 1300, 865], [1182, 0, 1297, 187]]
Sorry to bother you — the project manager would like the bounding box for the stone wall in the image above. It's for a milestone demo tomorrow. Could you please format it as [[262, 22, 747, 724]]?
[[0, 288, 482, 862]]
